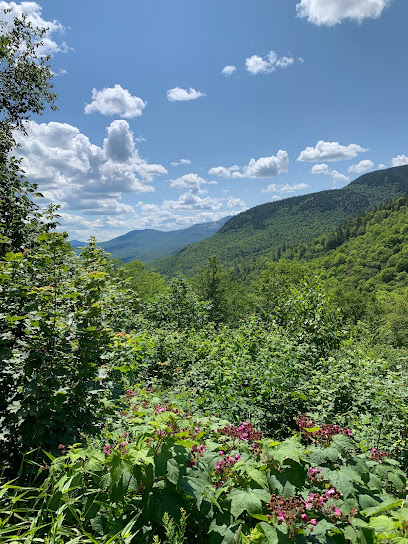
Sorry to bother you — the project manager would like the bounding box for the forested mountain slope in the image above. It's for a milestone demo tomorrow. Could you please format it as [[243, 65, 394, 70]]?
[[72, 216, 230, 263], [152, 165, 408, 276], [285, 195, 408, 292]]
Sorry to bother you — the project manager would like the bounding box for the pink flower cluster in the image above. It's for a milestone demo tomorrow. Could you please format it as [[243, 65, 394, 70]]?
[[125, 389, 135, 399], [154, 404, 182, 415], [297, 415, 352, 445], [370, 448, 390, 462], [215, 452, 241, 473], [218, 421, 263, 442], [267, 494, 316, 537], [307, 467, 323, 481], [267, 487, 355, 537], [302, 489, 343, 510], [103, 433, 129, 455], [190, 444, 206, 467]]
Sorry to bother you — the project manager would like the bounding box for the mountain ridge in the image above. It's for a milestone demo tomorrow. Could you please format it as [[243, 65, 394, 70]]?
[[70, 216, 231, 263], [151, 165, 408, 276]]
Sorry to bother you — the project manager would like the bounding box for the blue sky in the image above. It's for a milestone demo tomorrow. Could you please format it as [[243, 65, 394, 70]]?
[[3, 0, 408, 240]]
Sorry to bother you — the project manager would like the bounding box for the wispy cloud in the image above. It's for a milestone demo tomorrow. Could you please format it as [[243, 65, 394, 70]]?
[[311, 163, 349, 183], [171, 158, 192, 167]]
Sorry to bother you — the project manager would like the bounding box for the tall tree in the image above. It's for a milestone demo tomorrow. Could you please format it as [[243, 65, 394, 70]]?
[[0, 8, 57, 255]]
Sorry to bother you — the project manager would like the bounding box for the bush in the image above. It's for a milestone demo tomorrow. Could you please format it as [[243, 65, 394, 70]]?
[[1, 390, 406, 543], [0, 235, 140, 466]]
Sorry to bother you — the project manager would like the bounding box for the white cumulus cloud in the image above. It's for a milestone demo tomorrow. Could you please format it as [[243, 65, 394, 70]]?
[[222, 65, 236, 76], [209, 150, 288, 179], [262, 184, 279, 194], [15, 120, 167, 216], [169, 173, 207, 194], [245, 51, 295, 75], [348, 160, 374, 174], [167, 87, 206, 102], [311, 163, 349, 183], [162, 191, 222, 211], [84, 84, 147, 118], [392, 155, 408, 167], [296, 0, 391, 26], [378, 163, 387, 170], [280, 183, 309, 193], [298, 140, 368, 162], [311, 164, 330, 175], [331, 170, 350, 183], [227, 197, 247, 209]]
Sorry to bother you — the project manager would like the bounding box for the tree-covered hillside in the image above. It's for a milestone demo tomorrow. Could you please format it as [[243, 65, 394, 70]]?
[[152, 166, 408, 276], [282, 195, 408, 292]]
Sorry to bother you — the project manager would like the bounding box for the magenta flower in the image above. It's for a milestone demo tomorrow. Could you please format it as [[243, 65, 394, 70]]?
[[104, 444, 112, 455], [311, 519, 317, 526], [301, 514, 309, 522]]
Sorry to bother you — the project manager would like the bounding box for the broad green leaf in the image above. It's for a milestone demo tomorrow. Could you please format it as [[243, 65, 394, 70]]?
[[258, 522, 279, 544], [228, 488, 270, 519], [362, 497, 404, 516]]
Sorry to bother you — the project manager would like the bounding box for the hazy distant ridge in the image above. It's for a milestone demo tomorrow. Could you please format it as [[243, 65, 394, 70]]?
[[70, 216, 231, 263]]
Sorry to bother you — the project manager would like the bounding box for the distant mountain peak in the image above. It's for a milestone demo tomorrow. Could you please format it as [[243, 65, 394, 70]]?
[[70, 216, 231, 263]]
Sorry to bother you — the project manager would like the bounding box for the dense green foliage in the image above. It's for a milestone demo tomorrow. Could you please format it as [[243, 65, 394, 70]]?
[[281, 196, 408, 292], [152, 166, 408, 277], [2, 391, 408, 543], [2, 232, 408, 542], [0, 235, 143, 466], [0, 8, 57, 256], [121, 259, 166, 301]]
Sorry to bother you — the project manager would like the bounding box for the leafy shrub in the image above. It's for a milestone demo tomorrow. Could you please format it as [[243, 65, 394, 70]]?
[[0, 235, 142, 466], [1, 390, 407, 543], [143, 276, 211, 331]]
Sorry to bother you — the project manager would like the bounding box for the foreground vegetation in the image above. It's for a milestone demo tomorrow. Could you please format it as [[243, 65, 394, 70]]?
[[1, 7, 408, 543], [2, 232, 408, 542]]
